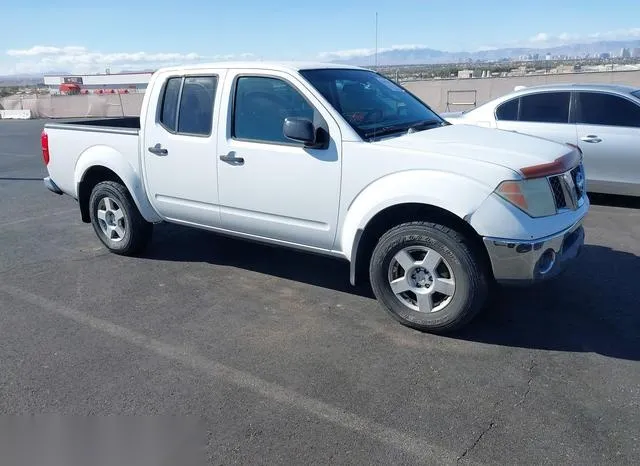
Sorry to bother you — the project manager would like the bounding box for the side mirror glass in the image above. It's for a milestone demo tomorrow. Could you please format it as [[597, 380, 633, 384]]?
[[283, 117, 316, 146]]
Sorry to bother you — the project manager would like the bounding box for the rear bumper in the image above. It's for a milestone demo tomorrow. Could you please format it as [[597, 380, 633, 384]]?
[[483, 219, 585, 284], [44, 176, 63, 195]]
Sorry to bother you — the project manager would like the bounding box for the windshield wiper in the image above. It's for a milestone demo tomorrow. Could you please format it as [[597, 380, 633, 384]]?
[[407, 120, 446, 132], [363, 123, 411, 140], [364, 120, 445, 140]]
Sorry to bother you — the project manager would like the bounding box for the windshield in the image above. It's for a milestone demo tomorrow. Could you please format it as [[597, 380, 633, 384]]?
[[632, 90, 640, 99], [299, 68, 445, 140]]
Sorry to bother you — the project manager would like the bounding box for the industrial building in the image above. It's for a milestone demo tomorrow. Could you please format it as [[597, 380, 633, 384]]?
[[43, 71, 153, 95]]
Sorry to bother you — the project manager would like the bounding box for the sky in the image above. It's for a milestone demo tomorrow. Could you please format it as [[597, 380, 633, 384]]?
[[1, 0, 639, 75]]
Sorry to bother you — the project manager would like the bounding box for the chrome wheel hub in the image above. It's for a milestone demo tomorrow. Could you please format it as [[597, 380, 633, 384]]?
[[387, 246, 456, 313], [96, 196, 126, 242], [409, 267, 433, 289]]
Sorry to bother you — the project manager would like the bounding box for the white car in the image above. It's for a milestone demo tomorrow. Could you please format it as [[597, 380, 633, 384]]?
[[441, 83, 640, 197], [42, 62, 588, 333]]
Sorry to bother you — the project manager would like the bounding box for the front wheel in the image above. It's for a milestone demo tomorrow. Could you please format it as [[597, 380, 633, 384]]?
[[89, 181, 152, 256], [369, 221, 489, 333]]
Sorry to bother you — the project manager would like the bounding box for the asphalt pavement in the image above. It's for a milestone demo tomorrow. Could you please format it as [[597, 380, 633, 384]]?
[[1, 120, 639, 465]]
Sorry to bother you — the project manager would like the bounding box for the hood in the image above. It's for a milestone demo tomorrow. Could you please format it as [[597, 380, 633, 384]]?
[[375, 123, 575, 175]]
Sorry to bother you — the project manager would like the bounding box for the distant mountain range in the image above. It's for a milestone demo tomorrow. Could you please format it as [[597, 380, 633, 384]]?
[[2, 39, 639, 84], [332, 39, 640, 66]]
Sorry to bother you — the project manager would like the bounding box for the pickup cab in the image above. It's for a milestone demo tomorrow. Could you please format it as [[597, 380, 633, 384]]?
[[42, 62, 589, 333]]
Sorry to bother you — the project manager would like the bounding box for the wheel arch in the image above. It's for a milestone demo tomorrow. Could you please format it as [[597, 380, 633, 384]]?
[[75, 146, 161, 224], [339, 170, 495, 286], [349, 202, 492, 287], [78, 166, 125, 223]]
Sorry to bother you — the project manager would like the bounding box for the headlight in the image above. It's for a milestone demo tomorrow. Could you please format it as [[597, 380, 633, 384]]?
[[495, 178, 556, 217]]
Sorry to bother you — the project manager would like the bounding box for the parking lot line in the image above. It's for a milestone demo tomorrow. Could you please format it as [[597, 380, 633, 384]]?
[[0, 283, 467, 466], [0, 208, 78, 229]]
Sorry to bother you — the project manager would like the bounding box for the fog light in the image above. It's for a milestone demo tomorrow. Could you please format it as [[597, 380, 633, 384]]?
[[516, 243, 533, 253], [537, 249, 556, 275]]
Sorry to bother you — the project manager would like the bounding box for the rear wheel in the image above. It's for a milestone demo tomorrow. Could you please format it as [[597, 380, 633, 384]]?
[[369, 221, 488, 333], [89, 181, 152, 255]]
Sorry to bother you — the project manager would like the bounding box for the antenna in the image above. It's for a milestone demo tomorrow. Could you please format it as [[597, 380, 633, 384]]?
[[375, 11, 378, 69]]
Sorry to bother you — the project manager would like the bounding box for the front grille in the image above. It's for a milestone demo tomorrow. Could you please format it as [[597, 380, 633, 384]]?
[[549, 176, 567, 209], [570, 165, 584, 199], [548, 163, 585, 212]]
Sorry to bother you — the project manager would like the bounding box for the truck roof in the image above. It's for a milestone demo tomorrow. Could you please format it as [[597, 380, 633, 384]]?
[[156, 61, 370, 74]]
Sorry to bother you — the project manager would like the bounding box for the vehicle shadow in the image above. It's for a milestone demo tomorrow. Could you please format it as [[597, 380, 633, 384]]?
[[145, 223, 639, 361], [146, 223, 371, 298], [588, 192, 640, 209], [456, 244, 640, 361], [0, 177, 43, 181]]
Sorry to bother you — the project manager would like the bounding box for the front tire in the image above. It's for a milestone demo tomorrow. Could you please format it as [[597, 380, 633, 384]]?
[[369, 221, 488, 333], [89, 181, 152, 256]]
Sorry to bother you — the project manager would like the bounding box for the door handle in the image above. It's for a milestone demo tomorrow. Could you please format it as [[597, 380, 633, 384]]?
[[219, 152, 245, 165], [148, 143, 168, 155], [580, 135, 602, 143]]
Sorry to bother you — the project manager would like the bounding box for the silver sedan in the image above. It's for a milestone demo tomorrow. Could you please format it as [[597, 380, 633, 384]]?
[[441, 84, 640, 197]]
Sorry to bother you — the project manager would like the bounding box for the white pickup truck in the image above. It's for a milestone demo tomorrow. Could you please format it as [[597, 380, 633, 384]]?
[[42, 61, 588, 333]]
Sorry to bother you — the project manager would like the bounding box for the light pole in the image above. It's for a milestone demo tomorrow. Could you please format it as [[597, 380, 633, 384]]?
[[375, 12, 378, 70]]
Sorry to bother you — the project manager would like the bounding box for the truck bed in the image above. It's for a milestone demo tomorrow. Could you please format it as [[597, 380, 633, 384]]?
[[44, 117, 141, 199], [46, 117, 140, 134]]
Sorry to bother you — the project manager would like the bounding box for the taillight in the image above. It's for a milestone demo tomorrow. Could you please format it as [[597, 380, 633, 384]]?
[[41, 130, 50, 165]]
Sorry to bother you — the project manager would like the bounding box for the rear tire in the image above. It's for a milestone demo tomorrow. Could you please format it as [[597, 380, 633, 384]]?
[[369, 221, 488, 333], [89, 181, 152, 256]]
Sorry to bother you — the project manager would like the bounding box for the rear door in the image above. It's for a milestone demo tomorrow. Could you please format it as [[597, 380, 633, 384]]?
[[575, 91, 640, 196], [143, 70, 226, 226], [494, 91, 578, 147]]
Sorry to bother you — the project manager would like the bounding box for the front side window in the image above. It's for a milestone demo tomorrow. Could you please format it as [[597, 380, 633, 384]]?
[[300, 68, 444, 140], [518, 92, 570, 123], [177, 76, 217, 135], [577, 92, 640, 128], [159, 77, 181, 131], [233, 76, 317, 144], [495, 98, 518, 121]]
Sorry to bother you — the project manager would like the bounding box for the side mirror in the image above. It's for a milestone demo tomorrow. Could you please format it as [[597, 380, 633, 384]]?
[[283, 117, 316, 146]]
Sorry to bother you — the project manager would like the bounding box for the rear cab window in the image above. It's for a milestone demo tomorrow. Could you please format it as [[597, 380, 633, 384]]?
[[159, 78, 182, 130], [158, 75, 218, 136]]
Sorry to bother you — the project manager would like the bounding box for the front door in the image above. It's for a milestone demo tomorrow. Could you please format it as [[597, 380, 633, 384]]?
[[494, 91, 578, 147], [216, 70, 342, 250], [143, 71, 225, 226], [575, 91, 640, 195]]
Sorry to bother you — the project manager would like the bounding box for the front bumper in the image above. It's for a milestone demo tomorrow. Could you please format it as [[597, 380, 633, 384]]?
[[483, 220, 585, 284], [44, 176, 63, 195]]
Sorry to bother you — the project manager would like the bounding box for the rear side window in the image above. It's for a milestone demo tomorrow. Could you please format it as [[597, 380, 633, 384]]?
[[495, 98, 518, 121], [159, 77, 181, 131], [519, 92, 570, 123], [577, 92, 640, 128], [158, 75, 218, 136], [177, 76, 218, 135]]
